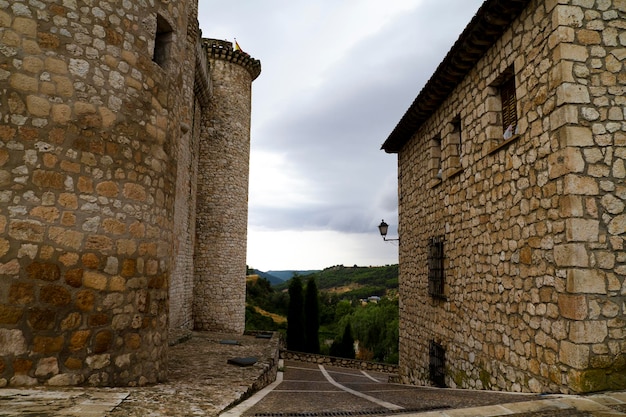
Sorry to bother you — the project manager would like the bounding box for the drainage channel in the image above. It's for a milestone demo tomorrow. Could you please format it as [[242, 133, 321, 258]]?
[[254, 405, 451, 417]]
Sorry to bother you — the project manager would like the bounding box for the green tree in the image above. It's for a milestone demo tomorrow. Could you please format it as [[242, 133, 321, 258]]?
[[330, 322, 355, 359], [287, 276, 306, 351], [304, 276, 320, 353], [348, 298, 399, 363]]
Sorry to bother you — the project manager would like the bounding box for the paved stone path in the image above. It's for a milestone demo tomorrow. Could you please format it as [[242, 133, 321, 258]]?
[[0, 333, 625, 416]]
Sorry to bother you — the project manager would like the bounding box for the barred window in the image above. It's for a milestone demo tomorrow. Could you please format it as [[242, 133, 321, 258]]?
[[428, 236, 444, 298], [429, 340, 446, 388], [499, 69, 517, 137]]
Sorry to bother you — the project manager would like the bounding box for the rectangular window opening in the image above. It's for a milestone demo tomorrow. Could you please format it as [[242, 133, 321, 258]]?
[[452, 116, 462, 164], [429, 340, 446, 388], [428, 236, 444, 298], [153, 14, 173, 68], [499, 67, 517, 139], [433, 135, 442, 179]]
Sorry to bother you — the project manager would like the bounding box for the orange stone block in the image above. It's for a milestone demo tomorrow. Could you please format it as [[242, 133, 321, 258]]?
[[33, 335, 64, 354], [8, 282, 35, 304], [32, 170, 64, 190], [64, 268, 83, 288], [125, 333, 141, 349], [25, 262, 60, 281], [95, 181, 119, 197], [0, 304, 23, 324], [81, 253, 101, 269], [28, 308, 56, 330], [69, 330, 91, 352], [88, 313, 109, 327], [77, 176, 93, 193], [93, 330, 113, 353], [64, 357, 82, 370], [40, 284, 71, 306], [75, 289, 95, 312], [13, 358, 33, 374]]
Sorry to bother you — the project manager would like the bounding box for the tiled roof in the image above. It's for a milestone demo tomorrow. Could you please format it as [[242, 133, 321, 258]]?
[[381, 0, 531, 153]]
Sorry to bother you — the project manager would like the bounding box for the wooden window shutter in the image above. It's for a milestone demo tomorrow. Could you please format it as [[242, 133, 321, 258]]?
[[500, 76, 517, 133]]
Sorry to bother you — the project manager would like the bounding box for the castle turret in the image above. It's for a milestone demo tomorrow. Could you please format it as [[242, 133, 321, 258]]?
[[193, 39, 261, 333], [0, 1, 193, 386]]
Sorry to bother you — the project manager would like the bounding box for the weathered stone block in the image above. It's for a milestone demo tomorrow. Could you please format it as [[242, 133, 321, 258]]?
[[554, 244, 589, 267], [26, 95, 50, 117], [565, 218, 599, 242], [0, 330, 26, 355], [69, 330, 91, 352], [64, 269, 83, 288], [0, 305, 23, 324], [9, 220, 44, 242], [9, 73, 38, 93], [88, 313, 109, 327], [8, 283, 34, 304], [32, 170, 64, 190], [48, 226, 83, 250], [85, 354, 110, 370], [560, 341, 589, 369], [12, 358, 33, 374], [95, 181, 119, 197], [83, 271, 107, 291], [123, 183, 147, 201], [40, 285, 71, 306], [570, 321, 608, 343], [566, 269, 606, 294], [26, 262, 60, 282], [556, 83, 590, 105], [124, 333, 141, 349], [27, 308, 55, 330], [35, 357, 59, 378], [12, 17, 37, 37], [93, 330, 113, 353], [76, 290, 95, 312], [548, 148, 585, 179], [558, 294, 587, 319], [33, 336, 64, 354]]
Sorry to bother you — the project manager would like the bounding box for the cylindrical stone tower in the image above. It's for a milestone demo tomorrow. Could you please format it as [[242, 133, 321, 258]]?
[[0, 1, 192, 386], [193, 40, 261, 333]]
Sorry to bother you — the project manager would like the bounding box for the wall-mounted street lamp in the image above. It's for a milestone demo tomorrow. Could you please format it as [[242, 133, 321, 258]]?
[[378, 220, 399, 242]]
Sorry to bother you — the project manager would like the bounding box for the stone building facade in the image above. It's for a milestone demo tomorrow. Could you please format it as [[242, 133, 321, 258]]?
[[382, 0, 625, 394], [0, 0, 260, 386]]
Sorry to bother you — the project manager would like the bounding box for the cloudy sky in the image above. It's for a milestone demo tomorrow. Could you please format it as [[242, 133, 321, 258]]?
[[198, 0, 484, 271]]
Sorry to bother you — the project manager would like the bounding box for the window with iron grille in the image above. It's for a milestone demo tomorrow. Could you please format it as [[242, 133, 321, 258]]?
[[427, 236, 444, 298], [499, 69, 517, 136], [429, 340, 446, 387]]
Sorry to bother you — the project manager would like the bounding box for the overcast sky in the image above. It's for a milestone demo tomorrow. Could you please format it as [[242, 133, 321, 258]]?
[[198, 0, 484, 271]]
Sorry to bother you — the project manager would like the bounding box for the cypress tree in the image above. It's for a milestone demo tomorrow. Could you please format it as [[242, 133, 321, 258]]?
[[339, 322, 355, 359], [286, 276, 306, 351], [304, 276, 320, 353]]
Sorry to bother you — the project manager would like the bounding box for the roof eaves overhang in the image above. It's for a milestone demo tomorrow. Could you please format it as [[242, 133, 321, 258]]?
[[381, 0, 531, 154]]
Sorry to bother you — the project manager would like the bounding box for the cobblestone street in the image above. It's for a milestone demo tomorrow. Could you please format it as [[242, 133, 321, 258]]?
[[0, 333, 625, 417]]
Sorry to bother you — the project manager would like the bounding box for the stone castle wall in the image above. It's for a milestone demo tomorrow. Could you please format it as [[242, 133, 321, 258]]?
[[397, 0, 625, 394], [0, 1, 260, 386], [193, 40, 261, 333]]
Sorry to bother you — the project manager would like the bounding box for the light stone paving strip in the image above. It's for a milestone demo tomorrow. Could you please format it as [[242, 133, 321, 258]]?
[[0, 389, 128, 416]]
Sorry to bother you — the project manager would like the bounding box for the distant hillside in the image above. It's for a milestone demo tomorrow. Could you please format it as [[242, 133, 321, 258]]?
[[252, 270, 284, 286], [275, 264, 398, 300], [265, 270, 319, 282]]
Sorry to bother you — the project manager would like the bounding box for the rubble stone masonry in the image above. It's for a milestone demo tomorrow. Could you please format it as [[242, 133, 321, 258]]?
[[396, 0, 625, 394], [0, 0, 260, 386]]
